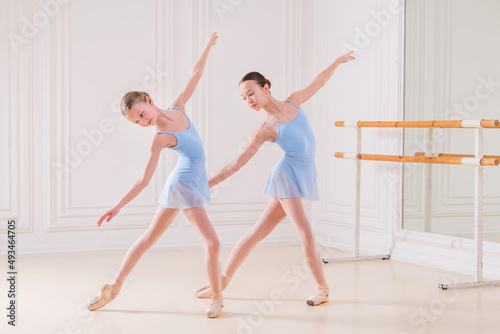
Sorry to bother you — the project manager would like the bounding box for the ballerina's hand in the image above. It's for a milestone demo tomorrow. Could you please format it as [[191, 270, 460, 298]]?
[[205, 32, 219, 48], [97, 207, 120, 227], [337, 50, 356, 64]]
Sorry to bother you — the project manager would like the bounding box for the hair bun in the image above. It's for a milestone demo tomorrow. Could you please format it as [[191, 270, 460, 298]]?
[[239, 72, 271, 92]]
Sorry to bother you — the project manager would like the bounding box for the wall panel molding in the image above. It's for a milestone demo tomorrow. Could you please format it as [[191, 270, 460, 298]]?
[[0, 0, 34, 233], [45, 0, 172, 232], [313, 0, 393, 233], [205, 0, 301, 227]]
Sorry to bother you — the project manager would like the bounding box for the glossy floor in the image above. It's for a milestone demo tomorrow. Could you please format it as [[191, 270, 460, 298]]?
[[5, 245, 500, 334]]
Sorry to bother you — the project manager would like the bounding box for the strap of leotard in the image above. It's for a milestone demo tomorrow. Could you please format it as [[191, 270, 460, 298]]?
[[285, 98, 300, 110], [156, 105, 188, 135], [261, 121, 279, 142], [168, 105, 186, 114]]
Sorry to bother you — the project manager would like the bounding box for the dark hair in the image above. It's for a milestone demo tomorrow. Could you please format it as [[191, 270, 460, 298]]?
[[239, 72, 271, 92]]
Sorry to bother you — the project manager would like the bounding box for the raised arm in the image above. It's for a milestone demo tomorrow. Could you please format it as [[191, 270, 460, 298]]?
[[171, 32, 219, 109], [97, 135, 172, 226], [209, 125, 275, 188], [288, 51, 355, 106]]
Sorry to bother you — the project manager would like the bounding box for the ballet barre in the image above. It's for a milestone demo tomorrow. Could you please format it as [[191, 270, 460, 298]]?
[[335, 152, 499, 166], [413, 150, 500, 241], [415, 152, 500, 160], [335, 119, 500, 128], [326, 119, 500, 290]]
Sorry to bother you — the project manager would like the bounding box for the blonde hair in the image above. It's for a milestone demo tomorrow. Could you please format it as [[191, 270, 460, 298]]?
[[120, 91, 150, 116]]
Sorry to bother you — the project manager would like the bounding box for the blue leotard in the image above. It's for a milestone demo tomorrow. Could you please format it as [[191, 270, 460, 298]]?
[[262, 99, 319, 200], [156, 106, 210, 209]]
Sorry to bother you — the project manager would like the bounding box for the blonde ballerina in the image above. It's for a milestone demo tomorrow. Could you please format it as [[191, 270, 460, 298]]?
[[87, 32, 224, 318]]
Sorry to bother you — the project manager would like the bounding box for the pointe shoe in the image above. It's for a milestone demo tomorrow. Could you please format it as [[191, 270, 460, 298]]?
[[196, 285, 213, 299], [306, 285, 329, 306], [206, 294, 223, 318], [87, 282, 122, 311], [196, 273, 231, 299]]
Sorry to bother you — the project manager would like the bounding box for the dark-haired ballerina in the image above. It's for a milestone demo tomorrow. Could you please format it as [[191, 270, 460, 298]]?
[[196, 51, 355, 306]]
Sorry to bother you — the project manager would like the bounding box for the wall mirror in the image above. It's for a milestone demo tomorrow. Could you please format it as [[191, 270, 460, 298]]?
[[403, 0, 500, 242]]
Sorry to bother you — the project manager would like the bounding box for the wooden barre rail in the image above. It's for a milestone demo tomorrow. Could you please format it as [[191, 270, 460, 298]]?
[[333, 119, 500, 289], [334, 152, 500, 166], [415, 152, 500, 160], [335, 119, 500, 128]]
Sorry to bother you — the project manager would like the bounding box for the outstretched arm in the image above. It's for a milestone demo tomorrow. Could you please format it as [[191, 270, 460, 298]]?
[[289, 51, 355, 105], [171, 32, 219, 109], [97, 135, 171, 226], [209, 125, 275, 188]]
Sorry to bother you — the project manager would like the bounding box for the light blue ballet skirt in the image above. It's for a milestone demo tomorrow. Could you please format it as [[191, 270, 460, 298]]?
[[262, 99, 319, 201], [156, 106, 210, 209]]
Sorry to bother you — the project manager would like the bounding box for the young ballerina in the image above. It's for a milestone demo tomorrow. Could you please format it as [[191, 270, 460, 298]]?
[[196, 51, 355, 306], [87, 32, 224, 318]]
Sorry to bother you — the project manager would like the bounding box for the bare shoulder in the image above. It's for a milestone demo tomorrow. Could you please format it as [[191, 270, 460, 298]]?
[[256, 123, 278, 143], [152, 131, 177, 150], [286, 93, 303, 108], [169, 97, 186, 112]]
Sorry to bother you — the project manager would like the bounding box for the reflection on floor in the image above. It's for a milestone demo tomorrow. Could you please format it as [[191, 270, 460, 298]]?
[[6, 245, 500, 334]]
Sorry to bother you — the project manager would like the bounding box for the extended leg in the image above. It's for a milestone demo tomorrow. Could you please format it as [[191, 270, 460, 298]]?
[[224, 197, 287, 277], [115, 206, 179, 283], [278, 197, 329, 306], [182, 206, 223, 318], [196, 197, 287, 298], [88, 206, 179, 311]]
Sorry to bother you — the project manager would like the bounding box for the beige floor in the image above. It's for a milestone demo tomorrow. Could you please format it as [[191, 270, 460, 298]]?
[[5, 245, 500, 334]]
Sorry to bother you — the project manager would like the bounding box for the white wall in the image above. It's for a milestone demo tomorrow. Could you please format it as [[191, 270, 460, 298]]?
[[2, 0, 403, 257], [0, 0, 406, 261], [4, 0, 499, 280], [309, 0, 403, 256], [1, 0, 304, 256]]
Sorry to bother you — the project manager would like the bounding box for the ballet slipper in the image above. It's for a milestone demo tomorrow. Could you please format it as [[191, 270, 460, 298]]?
[[306, 284, 329, 306], [206, 293, 224, 318], [196, 285, 213, 298], [196, 273, 231, 298], [87, 281, 122, 311]]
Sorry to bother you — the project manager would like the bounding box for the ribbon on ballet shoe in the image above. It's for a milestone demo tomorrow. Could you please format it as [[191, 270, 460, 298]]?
[[206, 293, 224, 318], [306, 284, 329, 306], [87, 281, 122, 311]]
